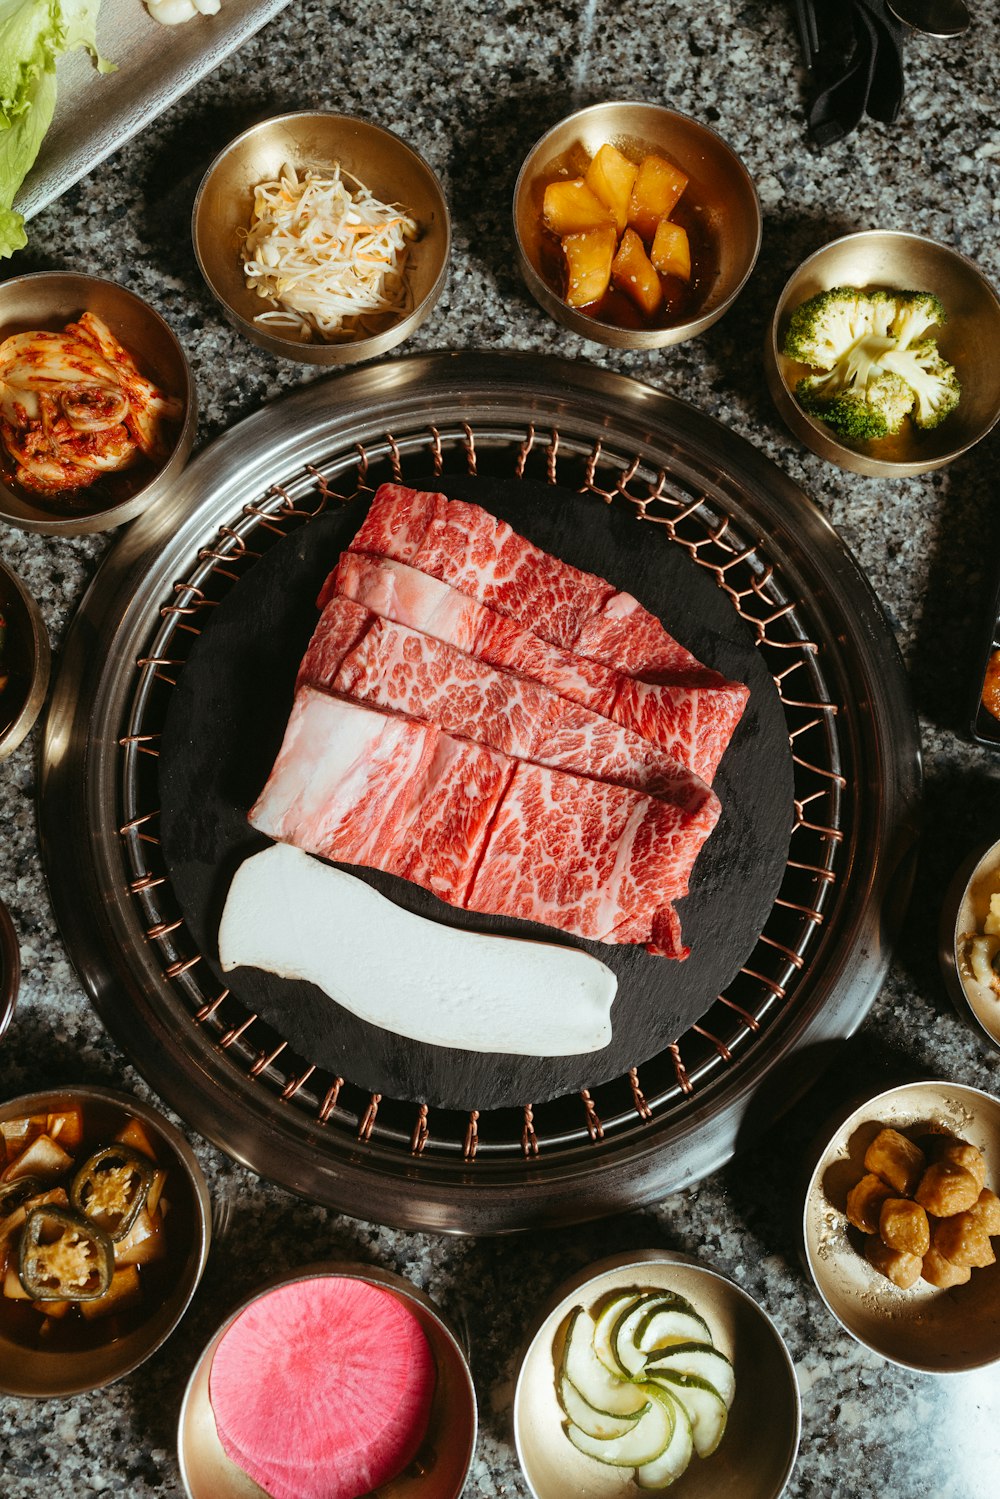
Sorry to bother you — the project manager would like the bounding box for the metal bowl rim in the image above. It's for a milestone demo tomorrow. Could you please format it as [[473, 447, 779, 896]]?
[[801, 1077, 1000, 1375], [767, 229, 1000, 477], [939, 835, 1000, 1051], [512, 100, 762, 345], [0, 897, 20, 1044], [0, 270, 197, 536], [177, 1257, 477, 1499], [191, 109, 452, 361], [0, 555, 51, 757], [0, 1082, 212, 1396]]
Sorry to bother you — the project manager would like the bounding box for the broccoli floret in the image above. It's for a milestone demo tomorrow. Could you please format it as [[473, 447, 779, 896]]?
[[786, 284, 959, 440], [797, 369, 914, 441], [782, 287, 886, 370], [888, 291, 946, 351], [867, 370, 916, 433], [883, 339, 961, 428], [798, 384, 890, 440]]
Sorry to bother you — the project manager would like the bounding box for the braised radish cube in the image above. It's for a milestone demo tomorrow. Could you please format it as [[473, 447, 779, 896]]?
[[80, 1264, 143, 1320], [584, 144, 638, 233], [543, 179, 614, 236], [115, 1117, 159, 1161], [651, 219, 692, 281], [629, 155, 689, 241], [46, 1109, 84, 1153], [3, 1263, 30, 1299], [611, 229, 662, 316], [2, 1134, 74, 1184], [562, 224, 617, 308], [0, 1115, 46, 1160]]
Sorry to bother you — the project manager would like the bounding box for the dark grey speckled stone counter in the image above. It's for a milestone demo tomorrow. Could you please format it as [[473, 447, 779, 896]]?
[[2, 1, 1000, 1494]]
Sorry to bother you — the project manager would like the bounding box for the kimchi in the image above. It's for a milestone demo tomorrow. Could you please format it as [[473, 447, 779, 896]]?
[[0, 313, 183, 494]]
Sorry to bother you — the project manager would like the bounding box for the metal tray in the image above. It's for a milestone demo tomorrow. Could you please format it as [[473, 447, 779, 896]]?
[[14, 0, 290, 224], [39, 352, 922, 1234]]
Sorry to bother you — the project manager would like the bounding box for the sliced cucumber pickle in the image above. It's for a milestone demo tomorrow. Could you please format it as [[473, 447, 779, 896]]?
[[644, 1370, 728, 1458], [634, 1387, 695, 1490], [611, 1292, 677, 1376], [592, 1291, 642, 1377], [635, 1297, 711, 1357], [565, 1388, 674, 1467], [558, 1375, 649, 1441], [556, 1284, 734, 1486], [561, 1306, 651, 1417], [643, 1341, 736, 1410]]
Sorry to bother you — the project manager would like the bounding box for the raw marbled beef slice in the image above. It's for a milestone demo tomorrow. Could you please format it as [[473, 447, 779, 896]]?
[[331, 552, 738, 782], [249, 688, 438, 868], [301, 595, 714, 808], [465, 762, 719, 956]]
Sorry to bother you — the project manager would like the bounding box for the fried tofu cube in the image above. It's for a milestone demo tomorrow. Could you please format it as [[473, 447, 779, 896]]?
[[971, 1188, 1000, 1236], [628, 154, 689, 242], [584, 144, 639, 234], [543, 179, 614, 237], [931, 1136, 987, 1191], [650, 219, 692, 282], [864, 1128, 926, 1197], [932, 1213, 996, 1269], [610, 228, 662, 316], [562, 224, 617, 308], [865, 1235, 922, 1290], [915, 1161, 981, 1217], [879, 1197, 930, 1257], [921, 1246, 972, 1289], [846, 1173, 894, 1234]]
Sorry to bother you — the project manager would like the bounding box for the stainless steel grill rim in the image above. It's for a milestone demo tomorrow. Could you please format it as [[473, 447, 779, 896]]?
[[39, 352, 920, 1233]]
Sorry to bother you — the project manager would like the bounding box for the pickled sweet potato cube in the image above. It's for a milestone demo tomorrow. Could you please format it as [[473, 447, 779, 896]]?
[[584, 144, 639, 233], [562, 224, 617, 308], [2, 1134, 74, 1184], [845, 1173, 894, 1234], [864, 1127, 925, 1196], [629, 154, 689, 241], [543, 179, 614, 236], [879, 1197, 930, 1257], [921, 1246, 972, 1289], [865, 1235, 922, 1290], [611, 228, 662, 316], [650, 219, 692, 282]]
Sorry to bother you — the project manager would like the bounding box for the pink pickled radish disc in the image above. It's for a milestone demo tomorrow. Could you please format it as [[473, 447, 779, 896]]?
[[209, 1276, 436, 1499]]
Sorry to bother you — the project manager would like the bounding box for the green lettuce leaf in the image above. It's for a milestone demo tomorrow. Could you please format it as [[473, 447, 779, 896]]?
[[0, 0, 113, 259], [0, 66, 55, 256]]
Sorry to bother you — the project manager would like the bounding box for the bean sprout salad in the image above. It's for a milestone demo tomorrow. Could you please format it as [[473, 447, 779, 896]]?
[[241, 164, 419, 342]]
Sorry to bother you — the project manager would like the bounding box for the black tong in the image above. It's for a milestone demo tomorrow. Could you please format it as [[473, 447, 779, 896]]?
[[796, 0, 907, 144]]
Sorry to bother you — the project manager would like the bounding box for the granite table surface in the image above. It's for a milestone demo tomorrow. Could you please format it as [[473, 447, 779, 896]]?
[[2, 0, 1000, 1494]]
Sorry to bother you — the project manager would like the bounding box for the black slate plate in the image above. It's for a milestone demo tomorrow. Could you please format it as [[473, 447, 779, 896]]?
[[159, 475, 794, 1110]]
